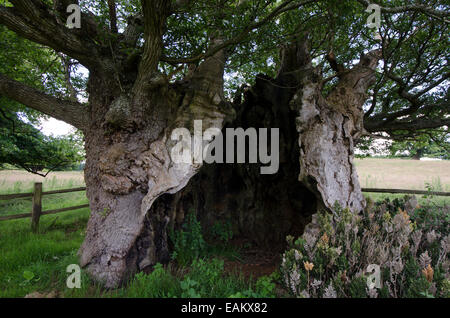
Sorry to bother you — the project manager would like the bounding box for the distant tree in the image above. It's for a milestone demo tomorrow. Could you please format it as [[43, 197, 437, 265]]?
[[0, 23, 85, 175], [0, 111, 84, 175], [389, 131, 450, 159]]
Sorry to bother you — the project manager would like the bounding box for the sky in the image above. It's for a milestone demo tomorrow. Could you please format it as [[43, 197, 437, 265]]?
[[38, 63, 88, 136], [40, 118, 75, 136]]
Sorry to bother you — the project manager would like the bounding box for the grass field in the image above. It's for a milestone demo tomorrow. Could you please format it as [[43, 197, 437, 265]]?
[[0, 170, 87, 218], [0, 170, 85, 192], [354, 158, 450, 206], [355, 158, 450, 191], [0, 170, 261, 298], [0, 159, 449, 297], [0, 170, 90, 297]]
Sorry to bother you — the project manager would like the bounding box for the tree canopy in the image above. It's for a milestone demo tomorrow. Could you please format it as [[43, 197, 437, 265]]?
[[0, 0, 448, 159], [2, 0, 448, 288]]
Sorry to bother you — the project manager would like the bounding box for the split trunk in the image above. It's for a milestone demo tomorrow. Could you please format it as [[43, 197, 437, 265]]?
[[79, 38, 379, 287]]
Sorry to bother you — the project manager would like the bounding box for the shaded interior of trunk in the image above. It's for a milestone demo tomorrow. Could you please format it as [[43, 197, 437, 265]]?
[[132, 72, 319, 271]]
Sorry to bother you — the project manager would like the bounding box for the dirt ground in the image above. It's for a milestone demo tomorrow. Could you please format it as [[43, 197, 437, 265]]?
[[222, 238, 280, 280]]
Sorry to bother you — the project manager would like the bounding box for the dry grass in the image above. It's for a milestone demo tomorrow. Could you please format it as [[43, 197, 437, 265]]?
[[0, 158, 449, 195], [0, 170, 87, 217], [0, 170, 85, 194], [354, 158, 450, 191]]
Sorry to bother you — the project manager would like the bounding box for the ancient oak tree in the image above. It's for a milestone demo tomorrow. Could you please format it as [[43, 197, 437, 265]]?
[[0, 0, 448, 287]]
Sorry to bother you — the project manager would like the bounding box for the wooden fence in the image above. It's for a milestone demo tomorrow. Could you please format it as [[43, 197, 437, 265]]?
[[0, 182, 88, 232], [361, 188, 450, 197], [0, 183, 448, 233]]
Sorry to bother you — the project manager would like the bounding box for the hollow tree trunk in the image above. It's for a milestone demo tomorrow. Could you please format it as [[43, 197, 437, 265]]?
[[78, 35, 380, 288], [78, 41, 233, 287], [166, 38, 378, 248]]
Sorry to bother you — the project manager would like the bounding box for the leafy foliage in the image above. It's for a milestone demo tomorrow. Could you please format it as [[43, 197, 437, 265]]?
[[210, 219, 234, 244], [0, 25, 85, 174], [123, 258, 259, 298], [389, 133, 450, 159], [170, 211, 206, 266], [0, 112, 84, 175]]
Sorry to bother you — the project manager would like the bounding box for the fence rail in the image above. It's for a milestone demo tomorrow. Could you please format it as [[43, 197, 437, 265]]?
[[361, 188, 450, 197], [0, 186, 87, 200], [0, 183, 88, 232], [0, 183, 448, 232]]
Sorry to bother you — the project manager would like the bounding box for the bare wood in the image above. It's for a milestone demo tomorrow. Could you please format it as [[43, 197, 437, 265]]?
[[42, 187, 86, 196], [0, 212, 32, 221], [41, 204, 90, 216], [0, 204, 89, 222], [362, 188, 450, 197], [0, 192, 33, 200], [31, 182, 42, 233], [0, 187, 86, 201]]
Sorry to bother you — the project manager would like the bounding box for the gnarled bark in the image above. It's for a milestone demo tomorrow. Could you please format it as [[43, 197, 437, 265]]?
[[78, 40, 232, 288], [0, 0, 437, 291], [292, 46, 382, 213], [160, 37, 380, 250], [78, 35, 380, 288]]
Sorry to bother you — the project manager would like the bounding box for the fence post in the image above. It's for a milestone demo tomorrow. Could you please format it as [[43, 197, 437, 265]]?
[[31, 182, 42, 233]]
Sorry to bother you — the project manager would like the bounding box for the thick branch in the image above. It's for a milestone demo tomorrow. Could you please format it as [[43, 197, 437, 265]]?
[[0, 73, 88, 129], [107, 0, 118, 33], [132, 0, 171, 93], [327, 49, 382, 109], [365, 101, 450, 133], [324, 49, 382, 139], [0, 1, 101, 68], [367, 69, 449, 128], [366, 117, 450, 133], [326, 51, 345, 74]]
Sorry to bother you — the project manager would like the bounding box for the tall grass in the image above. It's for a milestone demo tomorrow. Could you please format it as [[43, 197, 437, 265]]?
[[363, 174, 379, 188], [0, 209, 90, 297], [427, 176, 444, 192]]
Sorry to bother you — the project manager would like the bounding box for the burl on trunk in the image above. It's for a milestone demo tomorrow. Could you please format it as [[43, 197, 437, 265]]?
[[79, 35, 380, 288]]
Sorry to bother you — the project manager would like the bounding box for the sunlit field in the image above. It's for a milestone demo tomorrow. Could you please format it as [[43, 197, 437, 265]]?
[[0, 170, 85, 194], [0, 170, 87, 218], [2, 158, 449, 193], [354, 158, 450, 206], [355, 158, 450, 191]]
